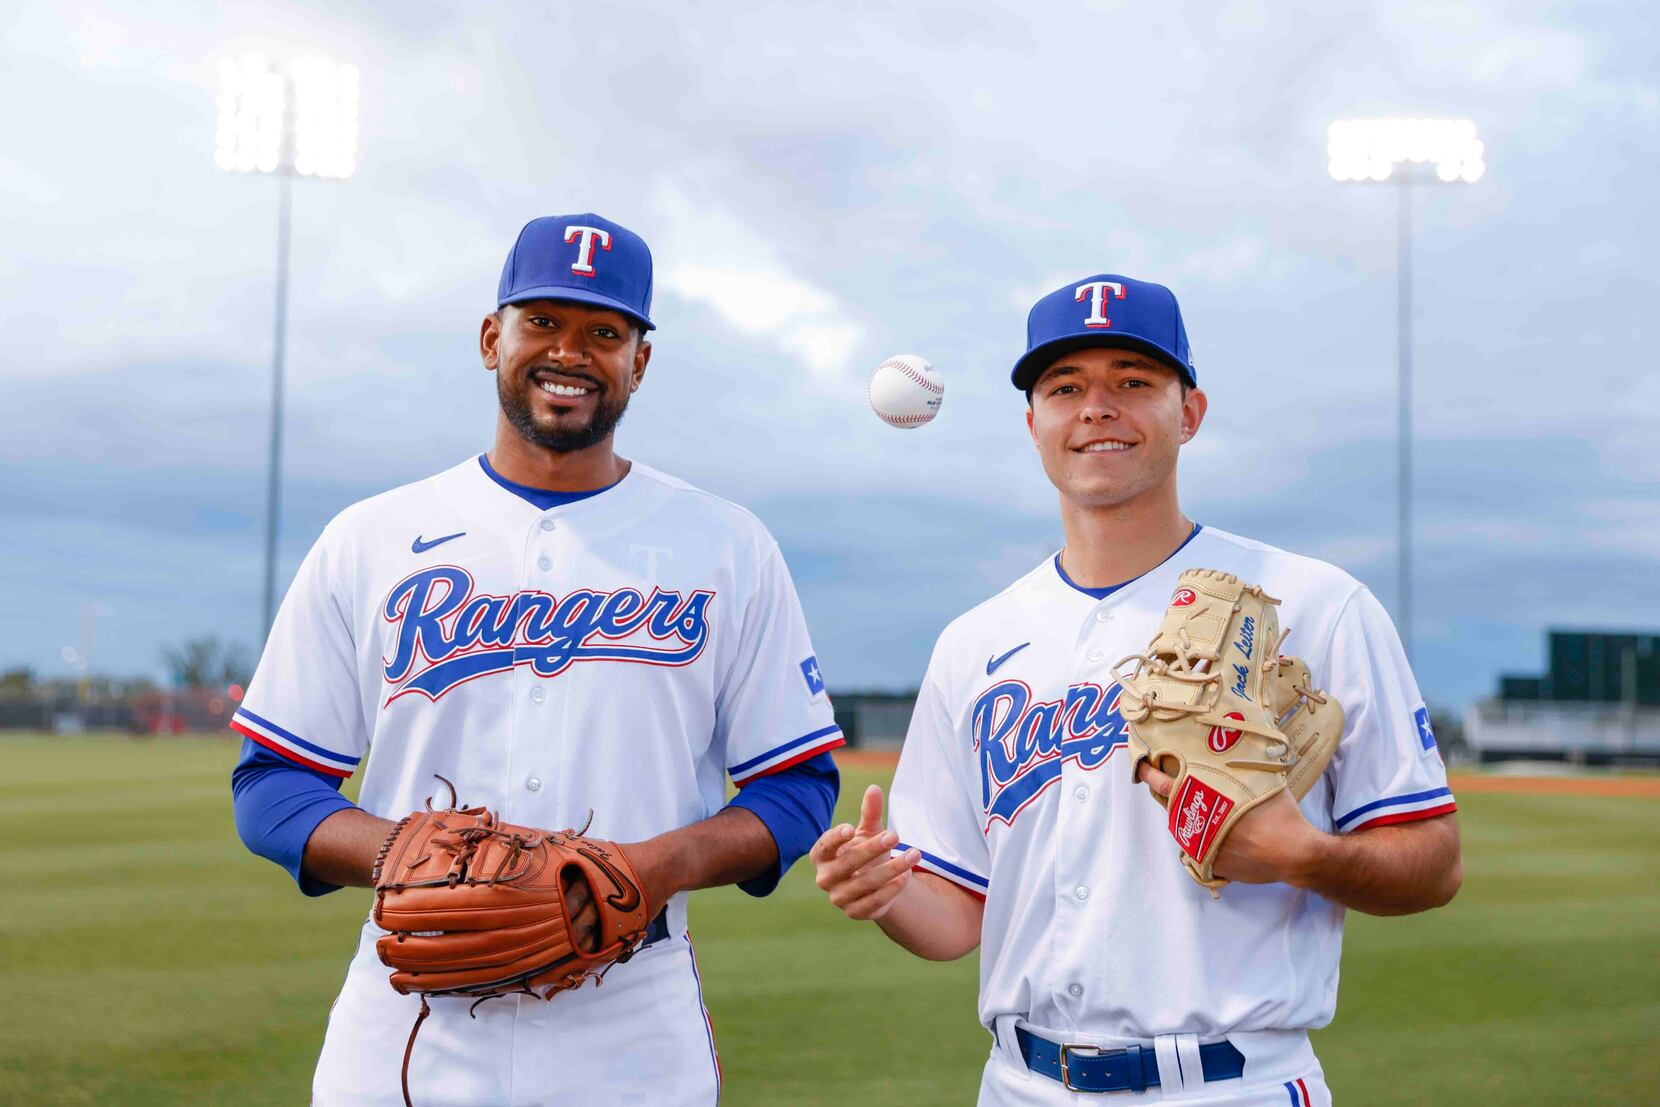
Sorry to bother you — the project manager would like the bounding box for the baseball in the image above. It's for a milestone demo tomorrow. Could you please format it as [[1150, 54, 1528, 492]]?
[[868, 354, 944, 428]]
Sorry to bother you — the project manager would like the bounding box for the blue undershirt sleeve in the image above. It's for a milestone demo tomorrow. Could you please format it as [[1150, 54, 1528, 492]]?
[[230, 738, 357, 897], [723, 751, 840, 898]]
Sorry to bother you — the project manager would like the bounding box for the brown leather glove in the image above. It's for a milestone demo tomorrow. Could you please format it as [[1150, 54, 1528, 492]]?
[[372, 779, 651, 1106]]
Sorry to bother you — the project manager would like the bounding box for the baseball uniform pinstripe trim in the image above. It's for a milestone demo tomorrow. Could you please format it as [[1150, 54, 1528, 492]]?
[[896, 842, 990, 893], [231, 708, 359, 776], [728, 725, 844, 784], [683, 935, 721, 1099], [1335, 786, 1456, 832]]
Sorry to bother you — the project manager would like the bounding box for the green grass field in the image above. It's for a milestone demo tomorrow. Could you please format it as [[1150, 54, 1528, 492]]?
[[2, 735, 1656, 1105]]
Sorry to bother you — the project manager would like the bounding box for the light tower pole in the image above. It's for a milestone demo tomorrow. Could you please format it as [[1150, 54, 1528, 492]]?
[[216, 54, 359, 641], [1327, 118, 1485, 663]]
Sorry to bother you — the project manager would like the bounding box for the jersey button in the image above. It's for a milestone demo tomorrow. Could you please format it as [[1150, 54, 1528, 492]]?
[[1068, 983, 1084, 997], [1096, 610, 1112, 623], [537, 555, 553, 571], [530, 686, 546, 703], [1086, 649, 1104, 662], [540, 518, 556, 532], [1074, 885, 1090, 901], [1074, 785, 1090, 802], [526, 777, 542, 792]]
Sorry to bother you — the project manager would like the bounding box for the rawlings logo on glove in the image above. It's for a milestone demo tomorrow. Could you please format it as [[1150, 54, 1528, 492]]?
[[1116, 569, 1345, 895]]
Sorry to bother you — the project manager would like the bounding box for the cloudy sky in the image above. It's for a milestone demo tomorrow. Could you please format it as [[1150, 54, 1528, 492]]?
[[3, 0, 1656, 710]]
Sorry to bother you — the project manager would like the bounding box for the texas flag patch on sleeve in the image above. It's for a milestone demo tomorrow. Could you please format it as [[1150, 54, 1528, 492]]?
[[1414, 705, 1437, 751], [800, 655, 827, 697]]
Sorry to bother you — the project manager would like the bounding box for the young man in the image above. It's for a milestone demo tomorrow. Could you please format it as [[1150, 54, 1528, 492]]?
[[813, 275, 1461, 1105], [231, 213, 844, 1106]]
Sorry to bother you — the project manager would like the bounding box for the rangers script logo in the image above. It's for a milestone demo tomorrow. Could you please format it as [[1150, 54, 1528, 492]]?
[[381, 566, 714, 703], [973, 679, 1128, 827]]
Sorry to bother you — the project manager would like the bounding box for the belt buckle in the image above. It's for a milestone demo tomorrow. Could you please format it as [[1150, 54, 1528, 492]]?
[[1058, 1042, 1107, 1093]]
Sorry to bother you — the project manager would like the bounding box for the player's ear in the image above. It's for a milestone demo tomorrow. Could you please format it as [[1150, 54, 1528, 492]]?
[[1178, 386, 1207, 444], [480, 311, 503, 371], [1025, 402, 1037, 444], [630, 336, 651, 392]]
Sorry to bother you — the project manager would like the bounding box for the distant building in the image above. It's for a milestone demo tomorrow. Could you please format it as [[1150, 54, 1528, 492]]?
[[831, 691, 917, 750], [1467, 630, 1660, 764]]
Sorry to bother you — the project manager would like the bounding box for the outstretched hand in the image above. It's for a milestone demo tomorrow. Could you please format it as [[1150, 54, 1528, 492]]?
[[811, 784, 921, 921], [1136, 763, 1326, 886]]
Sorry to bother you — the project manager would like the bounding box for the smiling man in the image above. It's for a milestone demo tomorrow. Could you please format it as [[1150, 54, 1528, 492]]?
[[813, 275, 1462, 1105], [230, 214, 844, 1106]]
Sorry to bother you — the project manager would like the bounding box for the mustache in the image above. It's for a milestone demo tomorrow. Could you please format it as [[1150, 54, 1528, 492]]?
[[528, 365, 604, 391]]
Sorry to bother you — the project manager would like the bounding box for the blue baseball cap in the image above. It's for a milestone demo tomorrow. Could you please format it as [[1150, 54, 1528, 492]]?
[[1011, 274, 1194, 391], [497, 213, 655, 330]]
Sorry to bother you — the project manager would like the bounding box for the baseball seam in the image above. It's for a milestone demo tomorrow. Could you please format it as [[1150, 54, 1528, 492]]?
[[879, 358, 944, 395]]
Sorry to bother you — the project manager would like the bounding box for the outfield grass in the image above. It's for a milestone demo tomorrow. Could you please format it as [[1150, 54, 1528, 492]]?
[[1, 735, 1656, 1105]]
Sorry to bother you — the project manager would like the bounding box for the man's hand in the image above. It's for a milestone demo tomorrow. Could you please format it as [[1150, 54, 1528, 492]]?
[[561, 869, 602, 953], [1136, 762, 1462, 914], [811, 785, 921, 921], [1137, 762, 1323, 885]]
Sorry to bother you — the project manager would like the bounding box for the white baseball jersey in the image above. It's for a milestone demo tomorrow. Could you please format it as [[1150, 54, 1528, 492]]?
[[889, 526, 1453, 1096], [234, 455, 842, 1106]]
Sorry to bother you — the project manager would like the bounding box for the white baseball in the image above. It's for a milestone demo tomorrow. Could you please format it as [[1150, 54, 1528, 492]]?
[[868, 354, 944, 429]]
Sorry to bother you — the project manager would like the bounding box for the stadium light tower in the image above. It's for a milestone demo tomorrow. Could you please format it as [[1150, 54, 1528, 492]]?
[[215, 53, 359, 641], [1327, 117, 1485, 664]]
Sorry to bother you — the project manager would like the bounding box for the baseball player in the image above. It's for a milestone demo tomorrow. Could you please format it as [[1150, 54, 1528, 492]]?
[[230, 213, 845, 1106], [813, 275, 1462, 1105]]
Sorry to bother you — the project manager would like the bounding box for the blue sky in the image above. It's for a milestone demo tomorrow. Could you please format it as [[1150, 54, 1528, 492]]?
[[3, 0, 1657, 708]]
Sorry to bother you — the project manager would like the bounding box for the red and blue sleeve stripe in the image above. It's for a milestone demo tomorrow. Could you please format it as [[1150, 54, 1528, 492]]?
[[230, 707, 360, 778], [728, 724, 845, 786], [896, 842, 989, 899], [1334, 786, 1457, 832], [1284, 1077, 1313, 1105]]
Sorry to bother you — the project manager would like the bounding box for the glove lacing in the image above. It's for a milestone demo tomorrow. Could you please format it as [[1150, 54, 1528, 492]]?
[[1113, 626, 1296, 768]]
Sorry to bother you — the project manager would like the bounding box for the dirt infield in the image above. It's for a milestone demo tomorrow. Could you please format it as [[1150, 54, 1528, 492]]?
[[1445, 774, 1660, 797], [834, 750, 1660, 797]]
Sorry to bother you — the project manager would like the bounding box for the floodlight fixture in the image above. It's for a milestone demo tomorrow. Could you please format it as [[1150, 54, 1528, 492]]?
[[214, 53, 359, 180], [213, 50, 360, 642], [1323, 114, 1488, 663], [1327, 117, 1484, 185]]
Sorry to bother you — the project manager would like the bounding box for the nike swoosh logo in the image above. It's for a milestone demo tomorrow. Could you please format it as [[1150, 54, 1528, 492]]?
[[411, 531, 466, 554], [576, 844, 644, 913], [986, 642, 1031, 676]]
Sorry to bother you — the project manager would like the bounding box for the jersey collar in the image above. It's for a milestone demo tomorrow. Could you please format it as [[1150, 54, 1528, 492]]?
[[475, 453, 627, 512], [1052, 523, 1203, 600]]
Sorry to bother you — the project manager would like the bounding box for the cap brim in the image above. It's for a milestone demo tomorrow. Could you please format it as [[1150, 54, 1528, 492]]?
[[499, 285, 655, 331], [1011, 333, 1192, 391]]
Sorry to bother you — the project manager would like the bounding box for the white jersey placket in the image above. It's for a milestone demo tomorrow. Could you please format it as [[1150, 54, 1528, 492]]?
[[1054, 595, 1121, 1015], [506, 510, 564, 827]]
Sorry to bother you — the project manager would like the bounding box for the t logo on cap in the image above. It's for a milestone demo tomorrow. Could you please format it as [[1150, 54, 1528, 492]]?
[[1075, 281, 1126, 329], [497, 213, 656, 331], [564, 226, 613, 277], [1010, 273, 1194, 391]]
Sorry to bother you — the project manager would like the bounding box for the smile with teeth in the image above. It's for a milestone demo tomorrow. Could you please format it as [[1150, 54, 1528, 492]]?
[[1078, 440, 1134, 453], [538, 380, 591, 397]]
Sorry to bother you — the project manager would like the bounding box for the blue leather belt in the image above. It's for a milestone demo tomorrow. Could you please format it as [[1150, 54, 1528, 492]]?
[[1015, 1027, 1245, 1094]]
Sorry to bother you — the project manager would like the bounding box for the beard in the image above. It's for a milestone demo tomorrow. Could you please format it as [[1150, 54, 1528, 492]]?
[[497, 369, 632, 454]]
